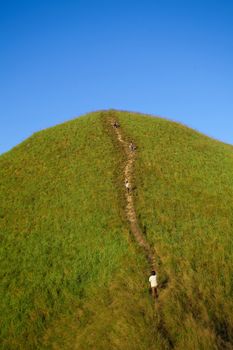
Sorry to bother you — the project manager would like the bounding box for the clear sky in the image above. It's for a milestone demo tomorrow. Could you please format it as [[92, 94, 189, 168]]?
[[1, 0, 233, 154]]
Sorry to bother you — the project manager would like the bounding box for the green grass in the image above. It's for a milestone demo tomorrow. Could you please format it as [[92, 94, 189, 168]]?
[[116, 111, 233, 349], [0, 112, 165, 350], [1, 110, 233, 349]]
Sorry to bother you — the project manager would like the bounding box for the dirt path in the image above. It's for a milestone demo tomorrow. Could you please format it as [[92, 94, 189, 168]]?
[[111, 120, 156, 271]]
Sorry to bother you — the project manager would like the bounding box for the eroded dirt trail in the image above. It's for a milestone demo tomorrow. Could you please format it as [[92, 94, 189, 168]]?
[[112, 121, 156, 270]]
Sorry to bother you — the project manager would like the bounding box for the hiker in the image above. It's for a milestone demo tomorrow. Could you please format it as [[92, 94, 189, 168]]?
[[125, 179, 130, 193], [113, 121, 120, 128], [129, 141, 136, 151], [149, 271, 158, 298]]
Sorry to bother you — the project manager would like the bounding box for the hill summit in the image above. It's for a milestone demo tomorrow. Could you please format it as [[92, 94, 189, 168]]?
[[1, 110, 233, 349]]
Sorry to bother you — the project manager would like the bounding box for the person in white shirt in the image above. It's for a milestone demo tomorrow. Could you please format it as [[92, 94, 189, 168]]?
[[149, 271, 158, 298], [125, 179, 130, 193]]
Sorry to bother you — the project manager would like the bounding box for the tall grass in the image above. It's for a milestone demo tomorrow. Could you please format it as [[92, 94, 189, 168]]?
[[0, 112, 166, 349], [117, 111, 233, 349], [1, 110, 233, 349]]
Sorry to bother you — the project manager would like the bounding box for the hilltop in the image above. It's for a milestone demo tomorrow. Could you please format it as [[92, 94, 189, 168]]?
[[0, 110, 233, 349]]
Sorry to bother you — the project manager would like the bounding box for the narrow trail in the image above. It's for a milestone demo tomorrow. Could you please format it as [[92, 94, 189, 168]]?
[[110, 119, 157, 271]]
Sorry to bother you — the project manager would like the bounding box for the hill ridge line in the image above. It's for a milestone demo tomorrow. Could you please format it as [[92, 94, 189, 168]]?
[[108, 116, 156, 271]]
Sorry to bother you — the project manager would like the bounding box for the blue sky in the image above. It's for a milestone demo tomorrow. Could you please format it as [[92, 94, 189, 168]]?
[[1, 0, 233, 154]]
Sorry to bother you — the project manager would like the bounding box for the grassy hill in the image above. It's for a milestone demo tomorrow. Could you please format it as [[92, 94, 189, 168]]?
[[1, 110, 233, 349]]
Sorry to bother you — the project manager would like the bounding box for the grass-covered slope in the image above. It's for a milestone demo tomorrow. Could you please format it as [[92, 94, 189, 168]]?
[[1, 110, 233, 350], [0, 112, 158, 350], [117, 111, 233, 349]]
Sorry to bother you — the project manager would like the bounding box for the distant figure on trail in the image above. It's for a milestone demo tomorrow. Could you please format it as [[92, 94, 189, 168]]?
[[125, 179, 130, 193], [113, 121, 120, 128], [129, 141, 137, 151], [149, 271, 158, 298]]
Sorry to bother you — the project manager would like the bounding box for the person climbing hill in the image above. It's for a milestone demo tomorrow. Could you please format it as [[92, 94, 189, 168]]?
[[125, 179, 130, 193], [129, 141, 137, 151], [113, 121, 120, 128], [149, 271, 158, 298]]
